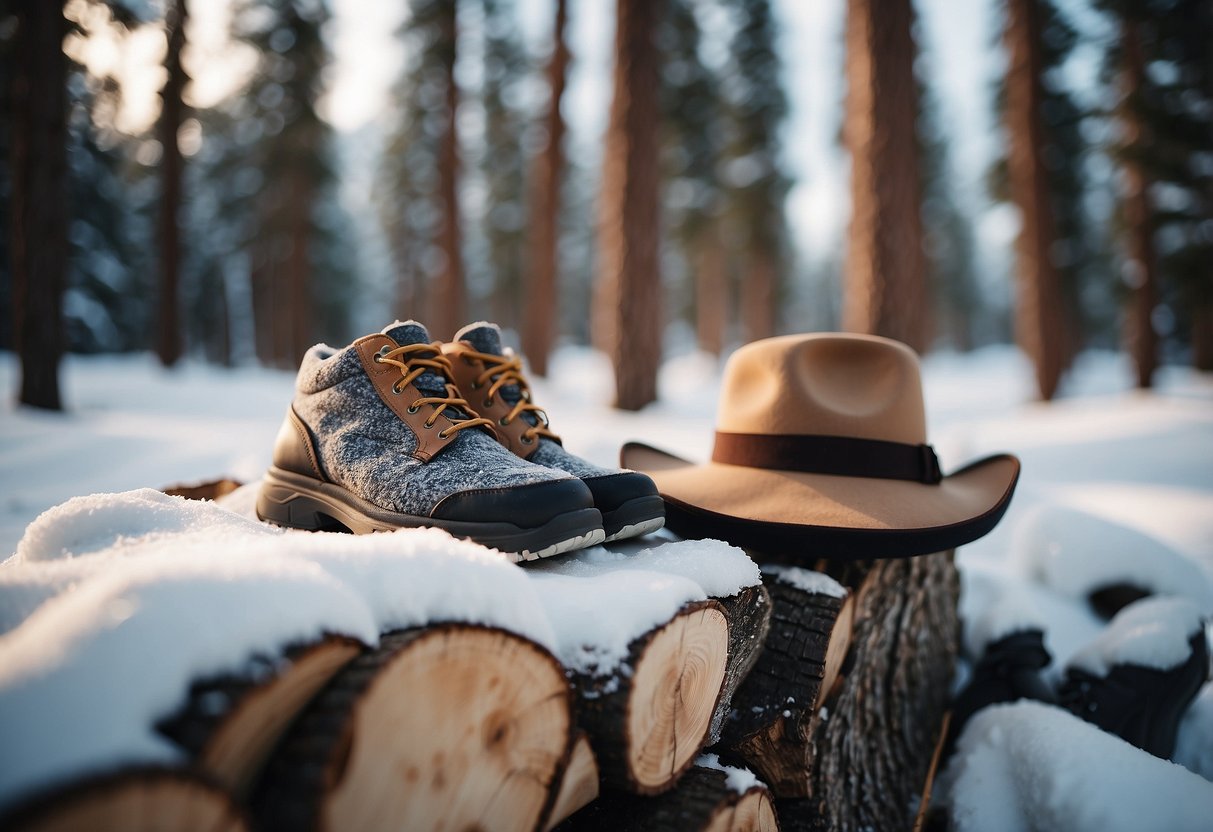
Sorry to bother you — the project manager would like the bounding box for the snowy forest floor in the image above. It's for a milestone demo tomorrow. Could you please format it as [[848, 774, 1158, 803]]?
[[1, 343, 1212, 825]]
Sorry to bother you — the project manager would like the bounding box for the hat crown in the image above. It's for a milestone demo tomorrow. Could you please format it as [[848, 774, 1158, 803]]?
[[716, 333, 927, 444]]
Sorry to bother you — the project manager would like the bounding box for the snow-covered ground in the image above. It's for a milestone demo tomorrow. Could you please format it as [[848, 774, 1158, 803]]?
[[1, 343, 1212, 827]]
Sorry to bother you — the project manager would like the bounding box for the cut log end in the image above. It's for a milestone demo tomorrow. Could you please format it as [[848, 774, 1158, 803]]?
[[626, 604, 729, 792], [544, 732, 600, 831], [704, 787, 780, 832], [256, 625, 572, 832], [0, 768, 249, 832]]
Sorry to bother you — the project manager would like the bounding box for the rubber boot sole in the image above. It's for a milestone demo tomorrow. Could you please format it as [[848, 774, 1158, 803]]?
[[256, 467, 605, 563], [601, 495, 666, 543]]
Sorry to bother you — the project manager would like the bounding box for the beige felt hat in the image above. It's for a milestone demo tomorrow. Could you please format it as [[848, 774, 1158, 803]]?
[[621, 333, 1021, 558]]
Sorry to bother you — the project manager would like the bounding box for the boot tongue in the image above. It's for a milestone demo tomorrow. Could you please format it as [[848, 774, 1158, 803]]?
[[454, 322, 535, 425], [378, 320, 448, 396]]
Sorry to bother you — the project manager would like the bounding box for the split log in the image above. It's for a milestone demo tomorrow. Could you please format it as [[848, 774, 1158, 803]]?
[[543, 732, 599, 832], [572, 600, 729, 795], [708, 584, 773, 745], [557, 764, 779, 831], [718, 570, 854, 796], [155, 636, 363, 799], [253, 624, 572, 832], [751, 552, 960, 832], [0, 768, 249, 832]]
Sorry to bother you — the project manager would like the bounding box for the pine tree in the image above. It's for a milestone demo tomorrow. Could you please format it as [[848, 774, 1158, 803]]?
[[521, 0, 567, 376], [431, 0, 463, 340], [9, 0, 69, 409], [478, 0, 528, 339], [231, 0, 347, 368], [842, 0, 929, 352], [660, 0, 728, 355], [595, 0, 664, 410], [722, 0, 789, 343], [156, 0, 187, 367], [1003, 0, 1068, 399]]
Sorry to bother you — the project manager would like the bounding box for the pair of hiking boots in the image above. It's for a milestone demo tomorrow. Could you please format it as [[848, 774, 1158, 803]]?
[[255, 321, 665, 562]]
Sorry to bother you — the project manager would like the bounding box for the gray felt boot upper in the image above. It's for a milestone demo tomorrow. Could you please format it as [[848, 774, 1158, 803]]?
[[292, 321, 571, 517], [452, 322, 618, 480]]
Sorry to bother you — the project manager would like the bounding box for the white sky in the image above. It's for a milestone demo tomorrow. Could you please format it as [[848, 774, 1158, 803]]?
[[80, 0, 1025, 269]]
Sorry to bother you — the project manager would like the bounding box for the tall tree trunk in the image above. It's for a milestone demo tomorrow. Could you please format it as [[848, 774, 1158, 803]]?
[[1005, 0, 1065, 400], [9, 0, 67, 410], [157, 0, 188, 368], [741, 248, 777, 342], [522, 0, 569, 377], [286, 171, 314, 365], [1121, 20, 1158, 389], [694, 227, 727, 356], [595, 0, 664, 411], [429, 2, 464, 342], [841, 0, 929, 353]]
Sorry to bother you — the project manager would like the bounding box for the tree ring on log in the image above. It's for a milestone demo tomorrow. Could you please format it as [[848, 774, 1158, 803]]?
[[626, 604, 729, 791], [0, 767, 249, 832], [543, 732, 599, 831]]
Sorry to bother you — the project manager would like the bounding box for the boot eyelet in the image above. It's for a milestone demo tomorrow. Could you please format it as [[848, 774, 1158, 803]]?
[[471, 381, 481, 390], [498, 417, 510, 426], [376, 345, 391, 362], [424, 419, 436, 429], [483, 397, 493, 408], [521, 435, 534, 445], [407, 404, 420, 414], [391, 381, 405, 395]]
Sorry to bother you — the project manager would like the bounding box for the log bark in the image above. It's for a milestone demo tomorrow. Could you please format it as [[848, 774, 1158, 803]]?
[[708, 584, 772, 745], [718, 575, 854, 797], [783, 553, 958, 832], [155, 636, 363, 799], [543, 732, 599, 832], [558, 765, 778, 832], [253, 624, 572, 832], [0, 768, 249, 832], [571, 601, 728, 794]]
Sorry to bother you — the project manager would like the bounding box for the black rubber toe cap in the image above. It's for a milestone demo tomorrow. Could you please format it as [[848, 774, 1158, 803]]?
[[582, 471, 659, 515], [430, 477, 595, 528]]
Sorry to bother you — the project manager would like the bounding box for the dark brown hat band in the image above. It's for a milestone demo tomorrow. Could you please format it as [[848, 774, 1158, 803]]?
[[711, 432, 943, 485]]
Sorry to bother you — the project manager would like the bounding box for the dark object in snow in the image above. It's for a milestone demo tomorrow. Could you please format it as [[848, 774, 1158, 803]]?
[[556, 764, 778, 831], [253, 624, 573, 832], [445, 321, 665, 543], [0, 766, 249, 832], [1089, 582, 1152, 621], [945, 628, 1055, 757], [256, 320, 606, 560], [155, 636, 363, 801], [1059, 629, 1209, 759], [163, 478, 243, 502], [571, 600, 731, 795], [622, 333, 1021, 560]]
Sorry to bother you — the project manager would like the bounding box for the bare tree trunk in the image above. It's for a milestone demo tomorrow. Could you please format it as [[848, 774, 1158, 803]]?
[[741, 249, 777, 343], [157, 0, 188, 368], [430, 2, 464, 342], [523, 0, 569, 377], [1121, 20, 1158, 389], [1005, 0, 1065, 400], [9, 0, 67, 410], [285, 172, 313, 366], [595, 0, 663, 410], [1193, 301, 1213, 371], [841, 0, 929, 353], [694, 227, 728, 356]]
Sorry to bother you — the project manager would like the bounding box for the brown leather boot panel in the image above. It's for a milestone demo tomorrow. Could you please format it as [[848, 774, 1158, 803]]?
[[272, 405, 326, 480], [353, 334, 459, 463], [444, 341, 539, 459]]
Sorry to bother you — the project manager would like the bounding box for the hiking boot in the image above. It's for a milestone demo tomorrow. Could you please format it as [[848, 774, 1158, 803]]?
[[443, 322, 665, 543], [946, 628, 1055, 756], [256, 321, 606, 561], [1059, 599, 1209, 759]]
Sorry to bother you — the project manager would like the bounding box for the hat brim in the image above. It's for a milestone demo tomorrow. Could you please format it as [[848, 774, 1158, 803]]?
[[621, 442, 1021, 559]]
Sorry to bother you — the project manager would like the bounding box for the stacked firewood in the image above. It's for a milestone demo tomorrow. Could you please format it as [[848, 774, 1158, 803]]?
[[2, 485, 957, 832]]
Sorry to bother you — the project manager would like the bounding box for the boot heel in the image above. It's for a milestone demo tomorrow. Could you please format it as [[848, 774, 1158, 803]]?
[[257, 480, 335, 531]]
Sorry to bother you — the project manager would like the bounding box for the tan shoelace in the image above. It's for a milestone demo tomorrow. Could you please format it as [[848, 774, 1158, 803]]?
[[374, 342, 495, 440], [459, 348, 561, 445]]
